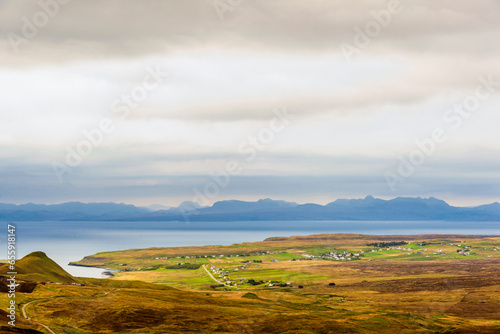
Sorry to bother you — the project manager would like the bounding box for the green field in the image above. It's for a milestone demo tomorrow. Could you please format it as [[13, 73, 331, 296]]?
[[2, 233, 500, 333]]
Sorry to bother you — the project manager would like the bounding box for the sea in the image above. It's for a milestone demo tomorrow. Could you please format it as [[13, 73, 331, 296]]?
[[2, 220, 499, 278]]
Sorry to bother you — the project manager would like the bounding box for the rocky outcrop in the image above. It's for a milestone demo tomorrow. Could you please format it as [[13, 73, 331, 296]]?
[[0, 276, 37, 293]]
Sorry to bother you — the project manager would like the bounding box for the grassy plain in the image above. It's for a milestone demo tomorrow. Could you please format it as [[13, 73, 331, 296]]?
[[1, 234, 500, 333]]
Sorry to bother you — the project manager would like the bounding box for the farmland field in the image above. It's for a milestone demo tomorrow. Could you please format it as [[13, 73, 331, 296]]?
[[2, 234, 500, 333]]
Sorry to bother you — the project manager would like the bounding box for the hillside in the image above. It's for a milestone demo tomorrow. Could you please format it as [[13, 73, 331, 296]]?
[[0, 251, 75, 283], [6, 235, 499, 334]]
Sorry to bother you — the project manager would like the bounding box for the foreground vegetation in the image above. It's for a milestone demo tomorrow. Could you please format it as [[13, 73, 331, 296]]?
[[1, 234, 500, 333]]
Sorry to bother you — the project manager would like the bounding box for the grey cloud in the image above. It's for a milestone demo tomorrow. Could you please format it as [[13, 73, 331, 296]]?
[[1, 0, 500, 65], [2, 167, 499, 206], [1, 0, 499, 206], [2, 146, 500, 204]]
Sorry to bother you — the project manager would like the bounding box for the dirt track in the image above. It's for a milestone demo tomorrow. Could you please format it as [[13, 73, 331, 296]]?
[[21, 300, 56, 334]]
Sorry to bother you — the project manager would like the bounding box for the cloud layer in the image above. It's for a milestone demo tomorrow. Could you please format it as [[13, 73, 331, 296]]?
[[1, 0, 499, 206]]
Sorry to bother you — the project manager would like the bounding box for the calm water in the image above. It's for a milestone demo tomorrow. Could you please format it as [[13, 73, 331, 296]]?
[[2, 220, 499, 278]]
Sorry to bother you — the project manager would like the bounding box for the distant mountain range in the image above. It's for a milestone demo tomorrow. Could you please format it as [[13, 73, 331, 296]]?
[[1, 196, 499, 222]]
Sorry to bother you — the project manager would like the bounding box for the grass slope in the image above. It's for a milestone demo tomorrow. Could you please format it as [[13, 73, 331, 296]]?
[[0, 251, 75, 283], [3, 236, 499, 333]]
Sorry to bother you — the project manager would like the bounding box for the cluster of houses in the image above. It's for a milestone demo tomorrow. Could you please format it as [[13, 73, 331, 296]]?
[[149, 251, 284, 261], [456, 249, 471, 256], [145, 250, 284, 263], [447, 243, 474, 256], [368, 245, 451, 257], [318, 246, 425, 260], [208, 259, 293, 287], [429, 249, 447, 256], [453, 244, 472, 256], [209, 263, 249, 286], [318, 251, 361, 261], [377, 246, 413, 252]]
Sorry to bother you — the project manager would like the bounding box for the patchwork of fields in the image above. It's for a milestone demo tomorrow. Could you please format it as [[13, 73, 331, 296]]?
[[2, 234, 500, 333]]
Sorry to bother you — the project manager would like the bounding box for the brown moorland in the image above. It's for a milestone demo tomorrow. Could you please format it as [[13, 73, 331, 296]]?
[[1, 234, 499, 333]]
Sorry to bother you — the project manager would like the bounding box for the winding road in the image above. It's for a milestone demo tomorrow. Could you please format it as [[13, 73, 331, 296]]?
[[21, 299, 56, 334], [19, 286, 115, 334], [202, 265, 233, 287]]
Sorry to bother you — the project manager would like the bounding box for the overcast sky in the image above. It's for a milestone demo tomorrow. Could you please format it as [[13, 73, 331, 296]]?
[[1, 0, 499, 206]]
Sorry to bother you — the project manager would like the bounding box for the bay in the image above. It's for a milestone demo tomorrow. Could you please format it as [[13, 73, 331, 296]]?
[[1, 220, 499, 278]]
